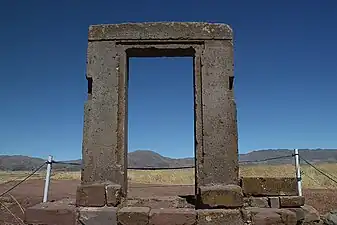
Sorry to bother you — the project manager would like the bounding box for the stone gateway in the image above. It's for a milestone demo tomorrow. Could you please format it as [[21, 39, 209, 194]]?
[[24, 22, 321, 225]]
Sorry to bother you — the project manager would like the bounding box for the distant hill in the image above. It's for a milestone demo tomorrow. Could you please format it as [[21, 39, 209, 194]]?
[[1, 149, 337, 171]]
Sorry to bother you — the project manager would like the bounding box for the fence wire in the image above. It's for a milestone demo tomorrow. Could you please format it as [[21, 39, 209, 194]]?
[[1, 152, 337, 198], [299, 155, 337, 185], [0, 162, 46, 198], [51, 154, 295, 170]]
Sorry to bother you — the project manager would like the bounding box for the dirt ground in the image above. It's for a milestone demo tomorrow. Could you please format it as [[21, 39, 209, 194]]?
[[0, 180, 336, 225]]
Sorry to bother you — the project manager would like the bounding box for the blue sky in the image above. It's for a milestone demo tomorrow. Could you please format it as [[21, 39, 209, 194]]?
[[1, 1, 337, 161]]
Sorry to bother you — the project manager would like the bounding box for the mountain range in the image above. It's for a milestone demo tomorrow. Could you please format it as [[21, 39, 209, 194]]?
[[1, 149, 337, 171]]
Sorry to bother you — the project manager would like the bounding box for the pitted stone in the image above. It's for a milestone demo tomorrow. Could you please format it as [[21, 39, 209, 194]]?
[[123, 196, 194, 209], [241, 177, 297, 196], [76, 183, 106, 207], [78, 207, 117, 225], [244, 207, 297, 225], [269, 197, 280, 208], [249, 197, 269, 208], [149, 208, 196, 225], [88, 22, 233, 41], [279, 196, 305, 208], [118, 207, 150, 225], [199, 184, 243, 208], [24, 198, 76, 225], [80, 22, 239, 204], [106, 183, 122, 207], [197, 209, 244, 225]]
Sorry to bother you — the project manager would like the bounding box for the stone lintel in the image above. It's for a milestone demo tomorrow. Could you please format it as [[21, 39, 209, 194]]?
[[88, 22, 232, 41]]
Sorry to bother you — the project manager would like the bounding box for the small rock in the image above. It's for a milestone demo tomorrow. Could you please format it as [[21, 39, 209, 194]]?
[[322, 210, 337, 225]]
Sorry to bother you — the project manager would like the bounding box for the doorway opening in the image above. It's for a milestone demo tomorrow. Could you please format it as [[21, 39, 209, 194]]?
[[127, 56, 195, 199]]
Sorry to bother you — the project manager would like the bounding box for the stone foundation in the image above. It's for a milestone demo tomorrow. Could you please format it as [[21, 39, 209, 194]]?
[[24, 200, 320, 225], [25, 177, 321, 225]]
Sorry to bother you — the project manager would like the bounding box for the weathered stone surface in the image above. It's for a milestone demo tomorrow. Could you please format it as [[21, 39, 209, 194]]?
[[322, 210, 337, 225], [241, 208, 254, 224], [78, 207, 117, 225], [198, 39, 238, 187], [197, 209, 244, 225], [249, 197, 269, 208], [81, 40, 127, 197], [244, 207, 297, 225], [106, 183, 122, 207], [199, 184, 243, 208], [269, 197, 280, 208], [88, 22, 232, 41], [149, 208, 196, 225], [243, 197, 250, 207], [118, 207, 150, 225], [301, 205, 321, 224], [243, 207, 297, 225], [288, 207, 323, 224], [252, 210, 284, 225], [241, 177, 297, 196], [81, 22, 239, 207], [76, 183, 106, 207], [24, 198, 76, 225], [280, 196, 305, 208], [123, 196, 194, 209]]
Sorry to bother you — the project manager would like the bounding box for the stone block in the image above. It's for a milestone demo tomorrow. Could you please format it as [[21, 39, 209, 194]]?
[[149, 208, 196, 225], [106, 183, 122, 207], [241, 209, 252, 223], [76, 183, 106, 207], [249, 197, 269, 208], [199, 184, 243, 208], [244, 207, 297, 225], [117, 207, 150, 225], [78, 207, 117, 225], [24, 198, 76, 225], [279, 196, 305, 208], [197, 39, 238, 188], [197, 209, 244, 225], [252, 210, 283, 225], [88, 22, 233, 41], [123, 196, 194, 209], [269, 197, 280, 208], [299, 204, 321, 224], [241, 177, 297, 196]]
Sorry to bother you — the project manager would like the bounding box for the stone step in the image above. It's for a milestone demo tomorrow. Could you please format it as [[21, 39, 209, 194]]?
[[24, 198, 76, 225]]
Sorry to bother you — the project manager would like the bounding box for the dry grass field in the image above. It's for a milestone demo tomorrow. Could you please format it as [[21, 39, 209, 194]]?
[[1, 163, 337, 225], [1, 163, 337, 188]]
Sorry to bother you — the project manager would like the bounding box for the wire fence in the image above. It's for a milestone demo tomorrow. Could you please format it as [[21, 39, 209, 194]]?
[[1, 149, 337, 202]]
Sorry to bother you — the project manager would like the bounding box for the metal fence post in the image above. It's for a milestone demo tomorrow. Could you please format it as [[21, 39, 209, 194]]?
[[43, 155, 53, 203], [294, 149, 302, 196]]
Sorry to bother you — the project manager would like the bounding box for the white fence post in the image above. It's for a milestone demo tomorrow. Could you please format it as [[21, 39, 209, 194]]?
[[43, 155, 53, 203], [294, 149, 302, 196]]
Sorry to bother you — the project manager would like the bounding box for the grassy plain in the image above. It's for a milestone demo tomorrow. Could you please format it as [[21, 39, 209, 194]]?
[[1, 163, 337, 189]]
